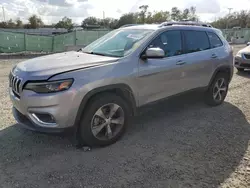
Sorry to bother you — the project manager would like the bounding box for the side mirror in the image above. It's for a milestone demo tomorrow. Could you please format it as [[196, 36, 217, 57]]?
[[247, 42, 250, 46], [141, 47, 165, 59]]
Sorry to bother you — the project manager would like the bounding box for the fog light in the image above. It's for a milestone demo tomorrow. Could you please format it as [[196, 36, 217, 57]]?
[[31, 113, 56, 124]]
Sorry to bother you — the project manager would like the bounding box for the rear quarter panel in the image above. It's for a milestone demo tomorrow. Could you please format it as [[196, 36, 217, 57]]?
[[210, 42, 234, 82]]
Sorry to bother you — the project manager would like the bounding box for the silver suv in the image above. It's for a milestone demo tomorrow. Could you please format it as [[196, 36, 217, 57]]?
[[9, 22, 234, 147]]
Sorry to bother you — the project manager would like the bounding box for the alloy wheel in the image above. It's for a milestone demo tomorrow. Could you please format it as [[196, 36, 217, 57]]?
[[213, 78, 227, 102], [91, 103, 125, 141]]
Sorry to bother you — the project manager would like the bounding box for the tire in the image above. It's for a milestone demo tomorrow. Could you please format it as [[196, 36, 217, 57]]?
[[78, 93, 130, 147], [205, 73, 229, 106], [237, 68, 244, 72]]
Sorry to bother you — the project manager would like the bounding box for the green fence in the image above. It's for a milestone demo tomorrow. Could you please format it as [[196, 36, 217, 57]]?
[[3, 28, 250, 53], [0, 30, 110, 53], [26, 35, 53, 52], [221, 28, 250, 42]]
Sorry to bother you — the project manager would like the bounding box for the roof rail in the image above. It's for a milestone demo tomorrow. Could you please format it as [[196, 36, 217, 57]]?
[[159, 21, 212, 28]]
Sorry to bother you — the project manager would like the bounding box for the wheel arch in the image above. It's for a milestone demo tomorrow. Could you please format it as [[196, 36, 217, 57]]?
[[74, 84, 137, 127], [208, 65, 233, 86]]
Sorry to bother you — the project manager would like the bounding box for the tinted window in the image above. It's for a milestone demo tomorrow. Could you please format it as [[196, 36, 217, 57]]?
[[149, 30, 182, 57], [207, 32, 223, 48], [184, 31, 210, 53]]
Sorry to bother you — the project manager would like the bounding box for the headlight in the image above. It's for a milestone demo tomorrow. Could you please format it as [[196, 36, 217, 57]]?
[[236, 52, 242, 58], [24, 79, 74, 93]]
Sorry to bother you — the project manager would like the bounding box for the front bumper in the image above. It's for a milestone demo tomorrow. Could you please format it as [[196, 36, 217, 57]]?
[[9, 87, 78, 133], [12, 107, 74, 133], [234, 56, 250, 68]]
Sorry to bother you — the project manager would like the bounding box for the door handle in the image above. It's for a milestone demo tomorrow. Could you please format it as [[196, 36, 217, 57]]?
[[211, 54, 218, 59], [176, 60, 186, 65]]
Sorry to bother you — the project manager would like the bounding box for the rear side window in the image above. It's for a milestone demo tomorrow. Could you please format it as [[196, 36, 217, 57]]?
[[183, 30, 210, 53], [207, 32, 223, 48]]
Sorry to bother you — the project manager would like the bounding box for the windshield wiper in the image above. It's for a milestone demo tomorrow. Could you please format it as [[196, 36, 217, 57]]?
[[82, 51, 107, 56], [90, 52, 109, 56], [82, 51, 121, 57]]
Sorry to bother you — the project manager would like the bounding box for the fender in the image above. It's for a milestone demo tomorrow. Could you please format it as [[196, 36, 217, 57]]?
[[74, 83, 137, 126], [208, 65, 233, 87]]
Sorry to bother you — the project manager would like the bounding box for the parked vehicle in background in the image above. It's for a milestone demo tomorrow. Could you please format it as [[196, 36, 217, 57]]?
[[9, 21, 234, 147], [235, 45, 250, 72]]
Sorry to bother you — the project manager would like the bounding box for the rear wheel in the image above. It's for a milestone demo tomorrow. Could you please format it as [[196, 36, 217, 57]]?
[[78, 93, 130, 147], [237, 68, 244, 72], [205, 73, 229, 106]]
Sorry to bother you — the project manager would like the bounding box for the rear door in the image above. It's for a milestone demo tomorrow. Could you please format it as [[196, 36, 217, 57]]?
[[181, 30, 214, 89], [206, 31, 225, 66]]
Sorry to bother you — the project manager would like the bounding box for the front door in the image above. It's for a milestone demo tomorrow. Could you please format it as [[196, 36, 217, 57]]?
[[137, 30, 189, 106]]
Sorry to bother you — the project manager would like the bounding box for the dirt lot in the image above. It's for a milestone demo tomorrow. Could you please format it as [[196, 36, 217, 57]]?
[[0, 45, 250, 188]]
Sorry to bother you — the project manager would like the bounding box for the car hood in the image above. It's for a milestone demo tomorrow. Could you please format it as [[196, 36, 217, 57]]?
[[14, 51, 119, 79], [238, 46, 250, 54]]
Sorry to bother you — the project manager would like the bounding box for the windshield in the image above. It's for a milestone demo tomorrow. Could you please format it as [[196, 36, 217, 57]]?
[[82, 29, 154, 57]]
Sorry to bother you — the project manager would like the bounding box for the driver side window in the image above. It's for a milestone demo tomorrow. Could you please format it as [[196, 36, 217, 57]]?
[[149, 30, 182, 57]]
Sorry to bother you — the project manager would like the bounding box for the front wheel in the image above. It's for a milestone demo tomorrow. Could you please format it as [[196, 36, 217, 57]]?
[[78, 93, 130, 147], [205, 73, 229, 106]]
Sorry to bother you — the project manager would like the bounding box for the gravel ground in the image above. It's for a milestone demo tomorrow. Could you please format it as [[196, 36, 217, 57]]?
[[0, 45, 250, 188]]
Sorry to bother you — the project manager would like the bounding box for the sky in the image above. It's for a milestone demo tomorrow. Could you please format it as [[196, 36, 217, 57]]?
[[1, 0, 250, 25]]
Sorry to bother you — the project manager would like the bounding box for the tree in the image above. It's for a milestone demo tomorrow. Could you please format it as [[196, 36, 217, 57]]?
[[116, 13, 138, 28], [139, 5, 149, 23], [79, 5, 199, 29], [16, 18, 23, 28], [189, 6, 198, 21], [0, 22, 7, 28], [55, 17, 73, 30], [237, 10, 249, 28], [99, 18, 118, 29], [211, 10, 250, 29], [81, 17, 119, 29], [109, 19, 119, 29], [181, 8, 190, 20], [28, 15, 44, 29], [7, 19, 15, 28], [150, 11, 171, 23], [171, 7, 182, 21], [170, 6, 198, 21], [82, 17, 99, 27]]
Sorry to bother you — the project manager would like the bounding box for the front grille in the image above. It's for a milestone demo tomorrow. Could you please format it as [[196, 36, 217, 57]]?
[[244, 54, 250, 59], [240, 63, 250, 68], [9, 72, 22, 96]]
